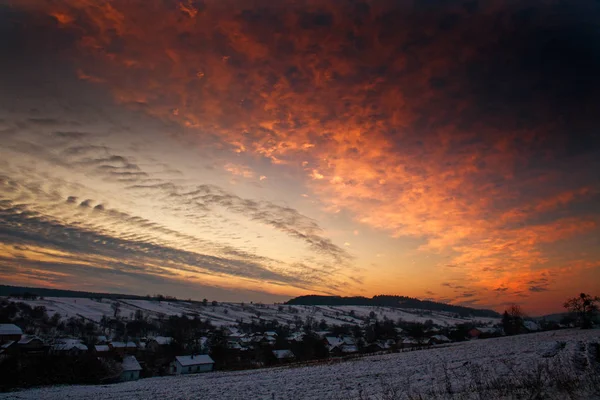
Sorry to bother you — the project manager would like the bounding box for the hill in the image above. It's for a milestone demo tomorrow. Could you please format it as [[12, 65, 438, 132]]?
[[286, 295, 500, 318], [0, 285, 172, 301]]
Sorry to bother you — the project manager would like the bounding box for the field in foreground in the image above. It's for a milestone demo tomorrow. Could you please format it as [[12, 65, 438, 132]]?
[[3, 329, 599, 400]]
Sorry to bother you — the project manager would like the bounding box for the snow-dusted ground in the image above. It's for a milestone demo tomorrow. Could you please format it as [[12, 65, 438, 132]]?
[[11, 297, 499, 328], [3, 329, 599, 400]]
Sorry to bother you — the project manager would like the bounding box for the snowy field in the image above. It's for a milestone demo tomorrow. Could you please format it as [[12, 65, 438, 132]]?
[[3, 329, 599, 400], [10, 297, 499, 328]]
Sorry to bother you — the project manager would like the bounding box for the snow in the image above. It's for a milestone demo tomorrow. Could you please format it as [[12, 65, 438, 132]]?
[[175, 355, 214, 367], [10, 297, 501, 330], [3, 329, 598, 400]]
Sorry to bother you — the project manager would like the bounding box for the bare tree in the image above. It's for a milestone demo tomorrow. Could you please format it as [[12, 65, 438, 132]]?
[[111, 301, 121, 318], [564, 293, 599, 329]]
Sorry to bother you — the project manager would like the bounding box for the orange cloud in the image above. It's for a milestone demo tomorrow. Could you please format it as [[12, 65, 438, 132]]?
[[9, 0, 600, 307]]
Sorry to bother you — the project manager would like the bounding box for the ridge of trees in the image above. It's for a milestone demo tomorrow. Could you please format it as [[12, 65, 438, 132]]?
[[285, 295, 501, 318]]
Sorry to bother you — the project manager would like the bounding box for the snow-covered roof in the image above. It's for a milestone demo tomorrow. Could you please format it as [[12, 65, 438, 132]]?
[[150, 336, 173, 345], [524, 321, 539, 331], [1, 341, 15, 349], [111, 341, 137, 348], [430, 335, 451, 342], [325, 336, 343, 348], [95, 345, 110, 352], [52, 339, 87, 351], [264, 331, 277, 337], [175, 354, 214, 366], [476, 327, 498, 334], [122, 356, 142, 371], [18, 335, 42, 345], [0, 324, 23, 336], [272, 349, 294, 359]]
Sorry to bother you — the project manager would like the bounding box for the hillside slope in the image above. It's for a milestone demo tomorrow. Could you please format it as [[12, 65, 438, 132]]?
[[3, 329, 599, 399], [11, 297, 499, 328]]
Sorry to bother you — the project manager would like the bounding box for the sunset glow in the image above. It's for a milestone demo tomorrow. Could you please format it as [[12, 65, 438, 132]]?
[[1, 0, 599, 314]]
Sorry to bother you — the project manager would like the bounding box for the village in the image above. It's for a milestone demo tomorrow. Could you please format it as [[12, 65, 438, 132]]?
[[0, 294, 558, 391]]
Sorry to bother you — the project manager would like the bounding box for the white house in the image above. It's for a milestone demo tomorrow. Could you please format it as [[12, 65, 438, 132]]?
[[169, 354, 214, 375], [120, 356, 142, 381]]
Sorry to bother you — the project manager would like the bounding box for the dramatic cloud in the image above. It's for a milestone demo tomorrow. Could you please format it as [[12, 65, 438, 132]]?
[[1, 0, 599, 313]]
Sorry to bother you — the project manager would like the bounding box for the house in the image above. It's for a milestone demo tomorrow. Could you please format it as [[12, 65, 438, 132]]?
[[170, 354, 214, 375], [400, 338, 420, 349], [468, 327, 499, 339], [429, 335, 451, 345], [110, 341, 137, 354], [272, 349, 295, 362], [120, 356, 142, 381], [51, 339, 88, 354], [0, 324, 23, 343], [145, 336, 173, 352], [362, 342, 383, 353], [18, 335, 46, 354]]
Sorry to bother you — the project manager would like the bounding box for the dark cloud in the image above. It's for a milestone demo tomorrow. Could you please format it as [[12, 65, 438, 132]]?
[[66, 196, 77, 203], [79, 199, 93, 208], [529, 285, 550, 293], [52, 131, 88, 139]]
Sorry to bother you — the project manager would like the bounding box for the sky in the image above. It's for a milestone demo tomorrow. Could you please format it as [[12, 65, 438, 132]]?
[[0, 0, 599, 315]]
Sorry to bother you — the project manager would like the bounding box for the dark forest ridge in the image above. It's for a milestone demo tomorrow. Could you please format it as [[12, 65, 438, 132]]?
[[286, 295, 501, 318], [0, 285, 157, 302]]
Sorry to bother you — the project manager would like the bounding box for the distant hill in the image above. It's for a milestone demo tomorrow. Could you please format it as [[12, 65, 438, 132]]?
[[0, 285, 151, 301], [286, 295, 501, 318]]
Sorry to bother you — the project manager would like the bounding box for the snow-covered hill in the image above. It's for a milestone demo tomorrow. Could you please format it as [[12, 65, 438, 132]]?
[[3, 329, 599, 399], [11, 297, 499, 328]]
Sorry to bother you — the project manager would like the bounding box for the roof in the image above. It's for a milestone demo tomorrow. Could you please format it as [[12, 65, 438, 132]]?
[[150, 336, 173, 345], [18, 335, 42, 345], [325, 336, 343, 348], [52, 339, 87, 351], [111, 341, 137, 348], [1, 341, 15, 349], [272, 349, 294, 359], [122, 356, 142, 371], [0, 324, 23, 336], [175, 355, 214, 366], [95, 345, 110, 352], [430, 335, 451, 342]]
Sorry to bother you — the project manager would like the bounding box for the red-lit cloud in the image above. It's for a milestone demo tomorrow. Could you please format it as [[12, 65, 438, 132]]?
[[4, 0, 600, 312]]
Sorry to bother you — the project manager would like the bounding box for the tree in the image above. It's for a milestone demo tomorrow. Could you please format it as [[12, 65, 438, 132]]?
[[564, 293, 599, 329], [502, 304, 524, 335], [111, 301, 121, 318]]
